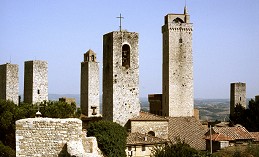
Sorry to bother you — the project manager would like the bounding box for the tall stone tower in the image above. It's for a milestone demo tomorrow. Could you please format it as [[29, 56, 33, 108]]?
[[162, 7, 194, 117], [230, 82, 246, 115], [0, 63, 19, 104], [24, 60, 48, 104], [80, 49, 100, 117], [103, 31, 140, 126]]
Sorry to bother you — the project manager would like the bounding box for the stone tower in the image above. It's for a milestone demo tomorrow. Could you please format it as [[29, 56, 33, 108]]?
[[80, 49, 100, 117], [24, 60, 48, 104], [162, 6, 194, 117], [103, 31, 140, 126], [230, 82, 246, 115], [0, 63, 19, 104]]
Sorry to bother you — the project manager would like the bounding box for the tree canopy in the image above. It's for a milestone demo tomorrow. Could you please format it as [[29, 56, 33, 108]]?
[[87, 120, 127, 157], [230, 99, 259, 132]]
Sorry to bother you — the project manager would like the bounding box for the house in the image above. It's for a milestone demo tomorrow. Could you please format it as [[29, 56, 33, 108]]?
[[126, 132, 167, 157], [205, 126, 254, 152], [250, 132, 259, 144]]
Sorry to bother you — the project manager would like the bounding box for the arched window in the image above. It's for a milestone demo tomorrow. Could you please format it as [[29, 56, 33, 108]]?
[[148, 131, 155, 136], [173, 17, 184, 23], [122, 44, 130, 68]]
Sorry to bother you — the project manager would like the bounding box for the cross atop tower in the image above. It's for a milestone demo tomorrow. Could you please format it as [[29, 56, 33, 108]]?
[[116, 13, 124, 31]]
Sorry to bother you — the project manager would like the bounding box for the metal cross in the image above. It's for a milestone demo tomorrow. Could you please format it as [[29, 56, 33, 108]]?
[[116, 13, 124, 32]]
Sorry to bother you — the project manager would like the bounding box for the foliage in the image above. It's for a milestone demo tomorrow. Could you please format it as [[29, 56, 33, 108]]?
[[0, 141, 15, 157], [87, 120, 127, 157], [152, 139, 210, 157], [230, 99, 259, 131], [40, 101, 77, 118]]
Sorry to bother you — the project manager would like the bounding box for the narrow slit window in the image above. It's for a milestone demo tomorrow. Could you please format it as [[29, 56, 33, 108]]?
[[122, 44, 130, 68]]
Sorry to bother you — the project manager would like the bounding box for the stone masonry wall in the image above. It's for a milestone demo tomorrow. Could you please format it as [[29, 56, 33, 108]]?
[[16, 118, 82, 156], [24, 60, 48, 104], [0, 63, 19, 104], [103, 31, 140, 126], [131, 121, 168, 139], [230, 82, 246, 115], [162, 13, 194, 117]]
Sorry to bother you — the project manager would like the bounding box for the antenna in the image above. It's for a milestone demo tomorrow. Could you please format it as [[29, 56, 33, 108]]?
[[9, 56, 12, 63]]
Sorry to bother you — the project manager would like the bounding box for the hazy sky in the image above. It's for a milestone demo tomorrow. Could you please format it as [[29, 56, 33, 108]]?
[[1, 0, 259, 99]]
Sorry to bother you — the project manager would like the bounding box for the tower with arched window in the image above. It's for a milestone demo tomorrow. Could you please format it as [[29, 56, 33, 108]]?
[[162, 6, 194, 117], [103, 31, 140, 126]]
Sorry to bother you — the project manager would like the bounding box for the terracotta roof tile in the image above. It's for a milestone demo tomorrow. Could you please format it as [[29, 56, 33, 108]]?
[[130, 111, 168, 121], [167, 117, 207, 150], [211, 127, 253, 140], [205, 133, 234, 141], [127, 132, 167, 145], [250, 132, 259, 141]]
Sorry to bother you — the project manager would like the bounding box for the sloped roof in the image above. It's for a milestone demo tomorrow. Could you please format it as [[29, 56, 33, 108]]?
[[204, 133, 234, 141], [249, 132, 259, 142], [127, 132, 167, 146], [168, 117, 207, 150], [130, 111, 168, 121], [211, 127, 253, 140]]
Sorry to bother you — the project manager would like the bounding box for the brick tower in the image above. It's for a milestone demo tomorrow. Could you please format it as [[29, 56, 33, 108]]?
[[230, 82, 246, 116], [103, 31, 140, 126], [0, 63, 19, 104], [24, 60, 48, 104], [80, 49, 100, 117], [162, 6, 194, 117]]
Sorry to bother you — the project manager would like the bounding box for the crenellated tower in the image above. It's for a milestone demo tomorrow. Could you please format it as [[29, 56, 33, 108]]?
[[162, 6, 194, 117]]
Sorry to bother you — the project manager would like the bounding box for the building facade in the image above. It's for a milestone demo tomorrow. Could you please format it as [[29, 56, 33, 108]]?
[[230, 82, 246, 115], [102, 31, 140, 126], [0, 63, 19, 104], [24, 60, 48, 104], [162, 7, 194, 117], [80, 49, 100, 117]]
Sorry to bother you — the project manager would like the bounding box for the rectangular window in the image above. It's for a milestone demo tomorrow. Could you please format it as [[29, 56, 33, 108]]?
[[142, 145, 146, 151]]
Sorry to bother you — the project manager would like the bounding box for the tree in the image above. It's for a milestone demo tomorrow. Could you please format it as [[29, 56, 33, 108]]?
[[87, 120, 127, 157], [230, 99, 259, 131], [151, 139, 209, 157]]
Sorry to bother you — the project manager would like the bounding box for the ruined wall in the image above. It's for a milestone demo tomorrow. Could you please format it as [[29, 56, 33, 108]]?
[[81, 50, 100, 117], [16, 118, 103, 157], [16, 118, 82, 156], [0, 63, 19, 104], [131, 121, 168, 139], [162, 12, 194, 117], [230, 82, 246, 115], [24, 60, 48, 104], [103, 31, 140, 126]]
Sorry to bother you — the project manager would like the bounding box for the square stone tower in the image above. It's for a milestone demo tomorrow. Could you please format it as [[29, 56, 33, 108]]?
[[230, 82, 246, 115], [103, 31, 140, 126], [24, 60, 48, 104], [0, 63, 19, 104], [80, 49, 100, 117], [162, 7, 194, 117]]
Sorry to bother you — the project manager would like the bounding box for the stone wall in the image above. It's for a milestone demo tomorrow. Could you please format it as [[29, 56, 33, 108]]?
[[103, 31, 140, 126], [0, 63, 19, 104], [162, 12, 194, 117], [16, 118, 103, 157], [24, 60, 48, 104], [131, 121, 168, 139]]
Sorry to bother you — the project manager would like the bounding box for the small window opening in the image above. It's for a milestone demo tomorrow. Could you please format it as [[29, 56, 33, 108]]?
[[148, 131, 155, 136], [240, 97, 242, 101], [122, 44, 130, 68], [91, 55, 95, 61], [142, 145, 146, 151], [179, 38, 183, 43], [91, 106, 97, 115], [37, 89, 40, 94]]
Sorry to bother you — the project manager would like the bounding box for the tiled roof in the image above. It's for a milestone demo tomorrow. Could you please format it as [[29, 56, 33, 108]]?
[[204, 133, 234, 141], [211, 127, 253, 140], [130, 111, 168, 121], [167, 117, 207, 150], [250, 132, 259, 141], [127, 132, 167, 145]]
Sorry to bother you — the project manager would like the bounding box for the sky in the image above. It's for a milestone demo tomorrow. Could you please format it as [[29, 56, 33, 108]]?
[[1, 0, 259, 99]]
